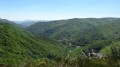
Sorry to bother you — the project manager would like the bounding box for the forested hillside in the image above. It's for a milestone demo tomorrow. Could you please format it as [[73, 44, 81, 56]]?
[[27, 18, 120, 47], [0, 19, 66, 65]]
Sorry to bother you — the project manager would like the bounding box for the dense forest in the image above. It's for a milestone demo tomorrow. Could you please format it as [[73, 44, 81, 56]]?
[[0, 19, 66, 67], [0, 18, 120, 67]]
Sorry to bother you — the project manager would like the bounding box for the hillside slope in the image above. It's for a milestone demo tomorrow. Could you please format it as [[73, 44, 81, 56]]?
[[0, 19, 66, 64], [27, 18, 120, 46]]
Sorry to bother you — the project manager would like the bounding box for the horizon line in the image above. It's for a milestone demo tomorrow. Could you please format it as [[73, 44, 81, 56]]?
[[1, 17, 120, 21]]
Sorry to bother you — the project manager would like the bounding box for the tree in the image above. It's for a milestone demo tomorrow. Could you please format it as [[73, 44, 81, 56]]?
[[111, 42, 120, 60]]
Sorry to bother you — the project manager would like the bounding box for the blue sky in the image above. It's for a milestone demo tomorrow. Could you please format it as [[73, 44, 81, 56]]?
[[0, 0, 120, 21]]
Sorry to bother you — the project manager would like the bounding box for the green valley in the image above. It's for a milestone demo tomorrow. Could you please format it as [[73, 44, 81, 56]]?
[[0, 18, 120, 67]]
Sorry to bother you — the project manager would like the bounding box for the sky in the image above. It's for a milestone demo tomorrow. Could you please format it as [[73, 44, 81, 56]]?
[[0, 0, 120, 21]]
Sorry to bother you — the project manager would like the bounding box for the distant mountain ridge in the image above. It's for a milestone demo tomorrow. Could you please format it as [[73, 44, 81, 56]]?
[[14, 20, 49, 27], [14, 20, 38, 27]]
